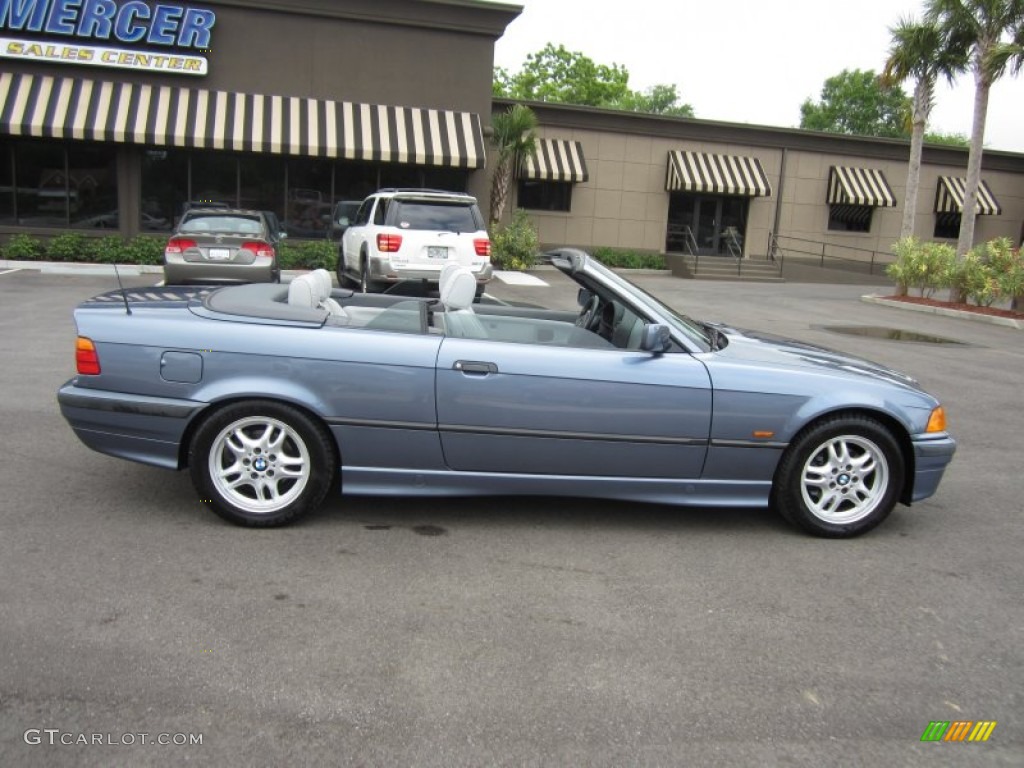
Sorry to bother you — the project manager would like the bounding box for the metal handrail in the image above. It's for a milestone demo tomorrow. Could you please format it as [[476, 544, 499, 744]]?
[[768, 231, 892, 275]]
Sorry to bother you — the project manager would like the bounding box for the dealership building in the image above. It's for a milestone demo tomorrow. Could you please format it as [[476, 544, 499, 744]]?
[[1, 0, 1022, 264]]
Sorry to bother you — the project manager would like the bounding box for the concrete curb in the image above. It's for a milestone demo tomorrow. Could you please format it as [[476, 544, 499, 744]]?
[[0, 260, 314, 279], [861, 294, 1024, 330], [0, 259, 164, 275]]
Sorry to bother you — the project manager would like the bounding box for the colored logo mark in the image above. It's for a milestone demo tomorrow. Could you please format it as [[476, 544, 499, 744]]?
[[921, 721, 997, 742]]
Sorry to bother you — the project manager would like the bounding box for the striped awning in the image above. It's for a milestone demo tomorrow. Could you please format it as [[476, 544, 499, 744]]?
[[666, 151, 771, 196], [0, 72, 485, 168], [827, 166, 896, 207], [520, 139, 588, 183], [934, 176, 1001, 216]]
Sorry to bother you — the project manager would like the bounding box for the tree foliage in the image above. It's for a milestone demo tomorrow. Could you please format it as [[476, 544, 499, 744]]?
[[799, 69, 911, 138], [925, 0, 1024, 260], [494, 43, 694, 117], [882, 17, 967, 237], [488, 104, 538, 228]]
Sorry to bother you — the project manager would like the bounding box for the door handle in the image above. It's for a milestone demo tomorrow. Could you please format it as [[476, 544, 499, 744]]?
[[453, 360, 498, 375]]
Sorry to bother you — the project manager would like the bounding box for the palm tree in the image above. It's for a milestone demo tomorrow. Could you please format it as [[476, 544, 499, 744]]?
[[926, 0, 1024, 259], [488, 104, 537, 228], [882, 17, 966, 239]]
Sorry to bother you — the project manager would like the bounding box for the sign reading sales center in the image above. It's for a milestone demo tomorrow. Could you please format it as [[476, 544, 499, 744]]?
[[0, 0, 215, 76]]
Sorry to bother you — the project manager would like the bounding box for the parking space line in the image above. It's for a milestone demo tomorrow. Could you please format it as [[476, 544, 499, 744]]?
[[494, 271, 549, 287], [0, 269, 24, 277]]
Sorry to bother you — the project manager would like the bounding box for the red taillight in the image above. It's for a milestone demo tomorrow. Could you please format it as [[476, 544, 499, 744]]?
[[76, 336, 101, 375], [376, 233, 403, 253], [242, 241, 275, 258], [165, 237, 196, 255], [474, 238, 491, 257]]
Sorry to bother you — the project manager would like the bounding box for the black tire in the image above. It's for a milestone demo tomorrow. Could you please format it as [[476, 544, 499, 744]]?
[[770, 414, 904, 538], [188, 400, 336, 527], [336, 251, 356, 287]]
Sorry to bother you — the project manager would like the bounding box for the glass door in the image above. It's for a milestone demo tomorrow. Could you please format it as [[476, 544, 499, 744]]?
[[666, 193, 749, 256]]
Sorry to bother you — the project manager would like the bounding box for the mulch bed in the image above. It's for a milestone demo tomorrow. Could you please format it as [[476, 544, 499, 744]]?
[[880, 295, 1024, 320]]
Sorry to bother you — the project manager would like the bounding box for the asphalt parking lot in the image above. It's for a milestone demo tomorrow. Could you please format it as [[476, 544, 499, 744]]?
[[1, 266, 1021, 767]]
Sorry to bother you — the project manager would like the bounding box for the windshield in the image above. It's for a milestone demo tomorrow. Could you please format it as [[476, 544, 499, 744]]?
[[181, 214, 263, 236], [578, 257, 713, 351]]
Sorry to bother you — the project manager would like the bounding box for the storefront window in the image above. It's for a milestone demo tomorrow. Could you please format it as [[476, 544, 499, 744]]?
[[517, 180, 572, 212], [68, 144, 118, 229], [285, 159, 331, 238], [240, 153, 284, 221], [0, 139, 116, 229], [0, 140, 14, 225], [192, 151, 239, 209], [141, 149, 187, 231]]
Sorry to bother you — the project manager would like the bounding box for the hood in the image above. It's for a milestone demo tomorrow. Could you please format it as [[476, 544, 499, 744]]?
[[708, 323, 922, 391]]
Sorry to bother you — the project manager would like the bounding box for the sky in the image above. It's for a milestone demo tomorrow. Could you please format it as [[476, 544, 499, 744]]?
[[490, 0, 1024, 153]]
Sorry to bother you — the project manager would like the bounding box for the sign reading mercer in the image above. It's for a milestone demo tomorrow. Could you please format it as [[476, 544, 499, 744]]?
[[0, 0, 215, 76]]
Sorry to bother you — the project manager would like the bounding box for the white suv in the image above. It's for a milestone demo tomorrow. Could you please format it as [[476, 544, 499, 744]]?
[[338, 189, 492, 294]]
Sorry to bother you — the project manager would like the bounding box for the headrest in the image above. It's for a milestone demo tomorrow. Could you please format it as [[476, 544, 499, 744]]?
[[311, 269, 333, 302], [287, 273, 317, 308], [439, 266, 477, 311]]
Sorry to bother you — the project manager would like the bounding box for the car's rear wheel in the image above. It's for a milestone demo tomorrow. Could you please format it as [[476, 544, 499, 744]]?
[[770, 414, 903, 538], [189, 400, 336, 527]]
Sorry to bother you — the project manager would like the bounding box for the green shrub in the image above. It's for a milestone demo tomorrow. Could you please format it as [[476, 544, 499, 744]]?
[[278, 239, 335, 270], [591, 247, 667, 270], [886, 237, 915, 295], [46, 233, 90, 262], [949, 250, 999, 306], [887, 237, 954, 297], [490, 209, 539, 271], [983, 238, 1024, 305], [120, 235, 165, 265], [1, 233, 44, 261]]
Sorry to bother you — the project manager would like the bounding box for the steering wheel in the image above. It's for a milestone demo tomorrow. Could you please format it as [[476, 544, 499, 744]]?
[[575, 294, 601, 331]]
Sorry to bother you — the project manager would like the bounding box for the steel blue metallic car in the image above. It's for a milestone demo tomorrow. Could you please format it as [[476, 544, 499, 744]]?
[[57, 249, 955, 536]]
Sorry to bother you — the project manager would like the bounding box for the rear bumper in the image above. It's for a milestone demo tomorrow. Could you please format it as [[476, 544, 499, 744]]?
[[910, 433, 957, 502], [164, 254, 277, 284], [57, 380, 205, 469], [369, 257, 493, 284]]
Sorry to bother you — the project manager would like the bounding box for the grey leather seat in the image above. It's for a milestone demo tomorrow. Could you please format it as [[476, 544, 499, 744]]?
[[439, 265, 487, 339]]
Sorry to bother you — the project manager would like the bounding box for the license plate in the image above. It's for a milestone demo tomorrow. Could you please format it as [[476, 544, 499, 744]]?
[[427, 246, 447, 260], [208, 248, 231, 261]]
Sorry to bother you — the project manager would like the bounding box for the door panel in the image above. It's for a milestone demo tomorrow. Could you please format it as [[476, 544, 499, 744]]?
[[435, 338, 712, 478]]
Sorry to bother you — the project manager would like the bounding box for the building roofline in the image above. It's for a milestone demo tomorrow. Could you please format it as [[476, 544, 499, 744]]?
[[204, 0, 523, 38], [493, 98, 1024, 172]]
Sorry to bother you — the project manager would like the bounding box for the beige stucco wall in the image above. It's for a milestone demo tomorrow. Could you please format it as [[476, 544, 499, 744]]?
[[512, 122, 1024, 259]]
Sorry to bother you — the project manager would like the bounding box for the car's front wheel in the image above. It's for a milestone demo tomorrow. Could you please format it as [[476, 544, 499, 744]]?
[[770, 414, 904, 538], [189, 400, 336, 527]]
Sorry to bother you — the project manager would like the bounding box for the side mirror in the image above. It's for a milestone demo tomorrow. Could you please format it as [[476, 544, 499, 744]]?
[[337, 216, 350, 227], [577, 288, 594, 308], [640, 323, 672, 353]]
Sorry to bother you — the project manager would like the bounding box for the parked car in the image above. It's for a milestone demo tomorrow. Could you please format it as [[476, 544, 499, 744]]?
[[163, 208, 283, 285], [57, 249, 955, 536], [326, 199, 362, 253], [339, 189, 492, 295]]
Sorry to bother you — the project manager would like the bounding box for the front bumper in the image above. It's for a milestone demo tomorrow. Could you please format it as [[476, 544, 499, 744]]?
[[910, 433, 957, 502], [57, 381, 206, 470], [369, 257, 493, 284]]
